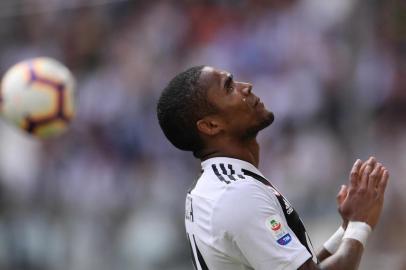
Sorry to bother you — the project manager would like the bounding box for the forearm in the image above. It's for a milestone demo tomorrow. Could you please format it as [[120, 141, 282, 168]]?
[[316, 248, 332, 262], [300, 239, 363, 270], [318, 239, 363, 270], [317, 225, 345, 262], [300, 232, 366, 270]]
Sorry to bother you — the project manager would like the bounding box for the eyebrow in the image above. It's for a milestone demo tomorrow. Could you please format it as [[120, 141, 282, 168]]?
[[223, 73, 233, 89]]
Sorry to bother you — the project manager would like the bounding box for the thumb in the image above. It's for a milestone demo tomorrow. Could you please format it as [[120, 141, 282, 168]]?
[[336, 185, 348, 205]]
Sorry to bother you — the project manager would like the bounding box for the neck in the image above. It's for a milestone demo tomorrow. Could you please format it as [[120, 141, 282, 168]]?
[[197, 137, 260, 167]]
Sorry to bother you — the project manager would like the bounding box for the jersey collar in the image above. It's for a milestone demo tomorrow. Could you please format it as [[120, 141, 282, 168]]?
[[201, 157, 265, 178]]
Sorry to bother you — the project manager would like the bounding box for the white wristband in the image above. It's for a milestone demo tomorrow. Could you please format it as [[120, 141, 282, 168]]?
[[343, 221, 372, 248], [323, 226, 345, 254]]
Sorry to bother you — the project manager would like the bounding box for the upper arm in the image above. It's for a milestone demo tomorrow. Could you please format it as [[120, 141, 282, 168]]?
[[214, 181, 312, 270]]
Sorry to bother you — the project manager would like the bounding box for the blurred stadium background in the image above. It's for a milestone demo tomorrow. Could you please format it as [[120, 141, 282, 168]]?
[[0, 0, 404, 269]]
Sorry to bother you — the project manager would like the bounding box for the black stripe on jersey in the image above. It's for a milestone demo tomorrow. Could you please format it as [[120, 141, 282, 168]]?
[[219, 163, 228, 174], [212, 164, 230, 184], [220, 163, 236, 181], [187, 234, 198, 270], [193, 235, 209, 270], [226, 164, 237, 181], [241, 168, 317, 261], [228, 164, 235, 174], [241, 169, 269, 186]]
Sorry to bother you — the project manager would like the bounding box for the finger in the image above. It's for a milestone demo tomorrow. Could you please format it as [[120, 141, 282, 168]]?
[[350, 159, 363, 188], [360, 156, 376, 174], [359, 162, 367, 176], [359, 164, 372, 191], [377, 169, 389, 196], [368, 163, 382, 190], [359, 156, 376, 188], [366, 156, 377, 167], [336, 185, 348, 205], [377, 166, 385, 188]]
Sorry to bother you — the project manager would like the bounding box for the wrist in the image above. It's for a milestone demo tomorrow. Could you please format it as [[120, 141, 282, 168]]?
[[343, 221, 372, 248], [323, 226, 345, 254]]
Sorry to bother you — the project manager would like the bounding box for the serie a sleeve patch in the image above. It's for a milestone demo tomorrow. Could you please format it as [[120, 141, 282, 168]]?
[[265, 215, 292, 246]]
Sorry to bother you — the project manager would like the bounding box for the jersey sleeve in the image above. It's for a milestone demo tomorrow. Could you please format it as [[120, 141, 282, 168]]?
[[213, 181, 311, 270]]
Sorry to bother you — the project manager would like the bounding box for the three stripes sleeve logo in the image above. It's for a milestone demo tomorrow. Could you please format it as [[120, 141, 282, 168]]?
[[211, 163, 245, 184]]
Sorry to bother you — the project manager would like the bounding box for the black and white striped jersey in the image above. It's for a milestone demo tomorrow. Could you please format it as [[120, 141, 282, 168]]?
[[185, 157, 315, 270]]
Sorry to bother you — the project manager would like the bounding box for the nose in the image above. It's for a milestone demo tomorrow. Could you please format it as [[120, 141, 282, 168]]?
[[240, 82, 253, 96]]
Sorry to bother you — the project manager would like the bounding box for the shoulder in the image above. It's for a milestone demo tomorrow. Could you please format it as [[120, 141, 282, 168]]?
[[191, 165, 257, 196], [212, 179, 282, 231], [222, 179, 275, 203]]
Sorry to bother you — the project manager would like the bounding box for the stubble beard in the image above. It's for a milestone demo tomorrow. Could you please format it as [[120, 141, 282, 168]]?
[[244, 111, 275, 139]]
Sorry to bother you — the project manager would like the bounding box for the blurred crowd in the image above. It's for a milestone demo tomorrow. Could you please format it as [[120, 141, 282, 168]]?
[[0, 0, 405, 269]]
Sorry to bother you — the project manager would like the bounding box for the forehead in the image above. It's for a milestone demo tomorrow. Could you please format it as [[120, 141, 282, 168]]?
[[199, 66, 231, 89]]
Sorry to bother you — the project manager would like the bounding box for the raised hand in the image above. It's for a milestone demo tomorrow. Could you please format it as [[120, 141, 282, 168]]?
[[338, 157, 389, 229]]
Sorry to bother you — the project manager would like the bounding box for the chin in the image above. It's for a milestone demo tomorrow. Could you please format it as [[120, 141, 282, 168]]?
[[259, 114, 274, 130], [246, 112, 275, 137], [257, 105, 274, 125], [259, 109, 275, 127], [266, 111, 275, 125]]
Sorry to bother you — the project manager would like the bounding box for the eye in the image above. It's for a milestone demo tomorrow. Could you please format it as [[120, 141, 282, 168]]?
[[224, 77, 234, 93], [226, 82, 234, 93]]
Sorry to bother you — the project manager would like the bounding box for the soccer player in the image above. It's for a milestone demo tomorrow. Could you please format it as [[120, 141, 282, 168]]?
[[157, 66, 389, 270]]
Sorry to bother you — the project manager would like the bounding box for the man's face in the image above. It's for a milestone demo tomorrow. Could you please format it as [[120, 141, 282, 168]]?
[[199, 66, 274, 138]]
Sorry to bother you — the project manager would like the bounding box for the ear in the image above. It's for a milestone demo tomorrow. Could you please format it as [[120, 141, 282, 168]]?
[[196, 116, 223, 137]]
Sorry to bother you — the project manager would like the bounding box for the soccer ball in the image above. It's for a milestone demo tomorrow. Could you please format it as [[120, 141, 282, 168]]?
[[0, 57, 75, 138]]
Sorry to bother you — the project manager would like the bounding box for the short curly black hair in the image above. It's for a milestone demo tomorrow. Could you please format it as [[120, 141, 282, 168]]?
[[157, 66, 216, 152]]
